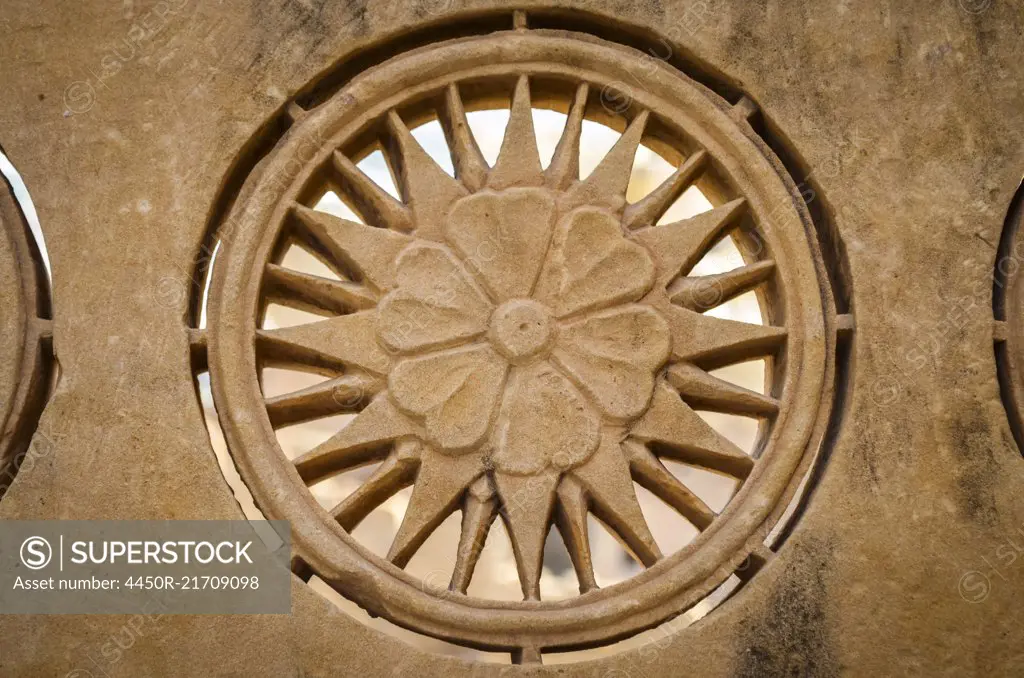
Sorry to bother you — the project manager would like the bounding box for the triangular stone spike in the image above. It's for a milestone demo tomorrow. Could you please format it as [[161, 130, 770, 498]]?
[[293, 396, 416, 484], [554, 475, 598, 593], [632, 198, 747, 286], [438, 83, 489, 191], [545, 82, 588, 190], [570, 436, 661, 567], [560, 110, 649, 213], [330, 151, 413, 232], [264, 262, 377, 316], [384, 110, 468, 240], [265, 372, 381, 428], [668, 259, 775, 312], [666, 362, 779, 417], [494, 471, 560, 601], [662, 303, 787, 368], [488, 75, 544, 189], [449, 476, 498, 594], [388, 452, 486, 568], [257, 310, 391, 376], [625, 440, 716, 530], [623, 149, 709, 230], [331, 442, 420, 531], [291, 204, 411, 292], [631, 382, 754, 479]]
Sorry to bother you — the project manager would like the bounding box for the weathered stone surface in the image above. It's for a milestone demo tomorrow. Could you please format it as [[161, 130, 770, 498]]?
[[0, 0, 1021, 675]]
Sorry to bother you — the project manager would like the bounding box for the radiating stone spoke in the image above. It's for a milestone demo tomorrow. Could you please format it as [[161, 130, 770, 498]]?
[[257, 310, 391, 376], [561, 110, 648, 213], [625, 440, 716, 530], [265, 372, 381, 428], [545, 83, 588, 190], [662, 303, 787, 369], [494, 472, 560, 601], [554, 475, 598, 593], [633, 198, 747, 286], [449, 477, 499, 594], [331, 442, 420, 531], [264, 262, 377, 315], [668, 259, 775, 312], [632, 382, 755, 479], [666, 362, 779, 417], [388, 452, 486, 568], [292, 396, 416, 484], [488, 75, 543, 189], [438, 83, 490, 191], [624, 149, 709, 231], [291, 204, 412, 292], [570, 435, 661, 567], [329, 151, 414, 233], [384, 109, 469, 240]]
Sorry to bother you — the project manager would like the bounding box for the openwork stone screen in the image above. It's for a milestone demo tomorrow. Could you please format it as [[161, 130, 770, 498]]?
[[1, 2, 1022, 676], [192, 18, 845, 659]]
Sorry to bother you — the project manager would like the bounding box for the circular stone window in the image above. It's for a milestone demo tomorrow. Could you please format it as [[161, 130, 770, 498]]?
[[995, 182, 1024, 451], [197, 15, 845, 661], [0, 168, 52, 492]]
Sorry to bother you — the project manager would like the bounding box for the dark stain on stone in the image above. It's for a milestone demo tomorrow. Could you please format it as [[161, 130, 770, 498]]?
[[733, 537, 839, 678], [950, 407, 1001, 528]]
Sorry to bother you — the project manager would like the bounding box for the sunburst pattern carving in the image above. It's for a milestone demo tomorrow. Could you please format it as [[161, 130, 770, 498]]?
[[255, 75, 784, 601], [202, 26, 837, 657]]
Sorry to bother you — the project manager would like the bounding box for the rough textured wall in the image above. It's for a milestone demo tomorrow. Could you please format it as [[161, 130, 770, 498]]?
[[0, 1, 1022, 675]]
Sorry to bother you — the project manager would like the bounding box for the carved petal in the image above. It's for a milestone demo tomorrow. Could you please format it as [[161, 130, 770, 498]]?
[[389, 345, 508, 452], [491, 364, 600, 475], [377, 243, 492, 353], [535, 207, 655, 317], [444, 188, 556, 301], [552, 305, 671, 421]]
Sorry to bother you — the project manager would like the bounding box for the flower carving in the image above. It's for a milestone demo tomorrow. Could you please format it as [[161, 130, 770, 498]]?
[[378, 188, 671, 475], [260, 81, 786, 603]]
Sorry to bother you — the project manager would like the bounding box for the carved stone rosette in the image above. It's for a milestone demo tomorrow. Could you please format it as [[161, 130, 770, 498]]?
[[199, 23, 841, 659]]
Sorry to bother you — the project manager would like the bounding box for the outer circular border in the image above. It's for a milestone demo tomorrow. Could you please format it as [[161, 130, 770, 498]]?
[[207, 30, 835, 651]]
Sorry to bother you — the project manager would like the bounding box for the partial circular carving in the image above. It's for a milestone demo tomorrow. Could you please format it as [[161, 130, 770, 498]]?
[[995, 184, 1024, 451], [0, 174, 51, 489], [199, 23, 841, 657]]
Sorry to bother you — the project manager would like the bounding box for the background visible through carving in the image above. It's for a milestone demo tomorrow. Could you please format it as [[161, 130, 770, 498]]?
[[191, 15, 845, 664], [0, 150, 54, 497]]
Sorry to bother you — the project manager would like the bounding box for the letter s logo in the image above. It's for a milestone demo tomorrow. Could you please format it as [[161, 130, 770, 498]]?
[[20, 536, 52, 570]]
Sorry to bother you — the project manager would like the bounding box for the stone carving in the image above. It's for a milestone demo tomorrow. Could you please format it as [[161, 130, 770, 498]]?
[[202, 24, 836, 657], [0, 175, 51, 493], [995, 187, 1024, 451]]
